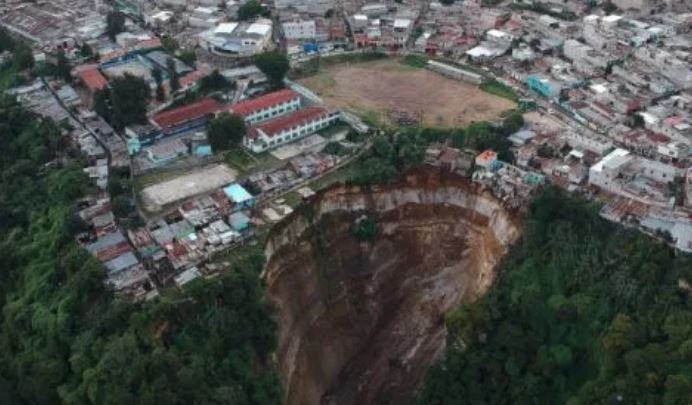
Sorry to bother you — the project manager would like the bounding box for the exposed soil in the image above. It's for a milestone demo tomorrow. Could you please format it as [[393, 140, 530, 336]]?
[[263, 170, 522, 405], [297, 59, 515, 127]]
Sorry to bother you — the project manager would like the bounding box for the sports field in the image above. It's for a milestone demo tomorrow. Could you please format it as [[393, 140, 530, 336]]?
[[140, 164, 237, 212], [297, 58, 515, 127]]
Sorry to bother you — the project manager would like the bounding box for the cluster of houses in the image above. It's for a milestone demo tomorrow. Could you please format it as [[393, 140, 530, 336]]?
[[478, 115, 692, 252], [347, 2, 417, 51]]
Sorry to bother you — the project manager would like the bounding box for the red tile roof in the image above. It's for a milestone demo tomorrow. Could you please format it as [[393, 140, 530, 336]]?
[[229, 89, 299, 117], [248, 106, 330, 139], [180, 69, 207, 88], [79, 68, 109, 92], [152, 98, 223, 130]]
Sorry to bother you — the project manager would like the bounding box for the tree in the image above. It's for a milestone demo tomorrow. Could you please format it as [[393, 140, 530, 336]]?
[[111, 195, 133, 218], [105, 11, 126, 42], [351, 215, 378, 242], [207, 113, 246, 152], [501, 111, 525, 135], [631, 113, 645, 128], [439, 0, 455, 4], [55, 49, 72, 82], [12, 44, 34, 70], [108, 73, 151, 130], [161, 36, 179, 54], [177, 49, 197, 67], [255, 52, 290, 88], [93, 87, 112, 122], [237, 0, 267, 21], [79, 43, 94, 59], [0, 27, 15, 53], [198, 70, 231, 93], [166, 57, 180, 93], [152, 66, 165, 102]]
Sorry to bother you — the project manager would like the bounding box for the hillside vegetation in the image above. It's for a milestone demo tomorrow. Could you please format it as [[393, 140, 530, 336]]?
[[0, 97, 280, 404], [419, 187, 692, 404]]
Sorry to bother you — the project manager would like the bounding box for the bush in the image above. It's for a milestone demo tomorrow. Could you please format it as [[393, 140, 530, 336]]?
[[351, 215, 378, 242], [480, 79, 519, 102]]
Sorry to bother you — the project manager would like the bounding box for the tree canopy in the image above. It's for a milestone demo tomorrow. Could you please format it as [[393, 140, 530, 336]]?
[[93, 73, 151, 131], [255, 52, 290, 88], [237, 0, 269, 21], [152, 66, 165, 102], [55, 49, 72, 82], [105, 11, 126, 42], [418, 187, 692, 405], [198, 70, 233, 93], [207, 112, 247, 152], [167, 57, 181, 93]]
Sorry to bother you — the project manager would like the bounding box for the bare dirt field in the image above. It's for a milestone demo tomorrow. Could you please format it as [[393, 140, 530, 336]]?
[[140, 164, 237, 212], [298, 58, 515, 127]]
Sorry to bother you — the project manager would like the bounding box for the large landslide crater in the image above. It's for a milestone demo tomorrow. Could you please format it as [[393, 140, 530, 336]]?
[[263, 169, 522, 405]]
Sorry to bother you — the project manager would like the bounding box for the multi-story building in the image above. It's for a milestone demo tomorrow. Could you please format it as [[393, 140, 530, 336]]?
[[243, 106, 340, 153], [589, 148, 633, 193], [282, 19, 316, 40], [228, 89, 301, 125], [198, 20, 273, 58]]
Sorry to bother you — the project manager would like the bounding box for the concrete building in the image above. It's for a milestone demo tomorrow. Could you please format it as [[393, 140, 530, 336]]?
[[527, 74, 561, 98], [198, 20, 273, 58], [244, 106, 340, 153], [589, 148, 633, 193], [228, 89, 301, 125], [282, 19, 316, 40]]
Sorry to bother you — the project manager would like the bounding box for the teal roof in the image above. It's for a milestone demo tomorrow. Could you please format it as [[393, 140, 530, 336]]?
[[223, 183, 253, 203], [194, 145, 212, 156]]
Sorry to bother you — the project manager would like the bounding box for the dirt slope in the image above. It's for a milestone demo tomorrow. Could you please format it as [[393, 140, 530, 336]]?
[[263, 170, 522, 405]]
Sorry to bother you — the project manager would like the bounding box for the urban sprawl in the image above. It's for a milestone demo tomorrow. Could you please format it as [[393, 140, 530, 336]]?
[[2, 0, 692, 300]]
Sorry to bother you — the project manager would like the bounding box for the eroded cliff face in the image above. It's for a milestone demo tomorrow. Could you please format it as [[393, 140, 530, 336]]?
[[263, 170, 522, 405]]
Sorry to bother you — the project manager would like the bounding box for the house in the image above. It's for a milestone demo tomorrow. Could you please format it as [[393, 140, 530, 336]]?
[[282, 19, 316, 40], [125, 124, 163, 155], [475, 150, 498, 169], [151, 98, 223, 135], [75, 65, 109, 95], [223, 183, 255, 210], [228, 89, 301, 125], [228, 211, 251, 232], [589, 148, 633, 193], [144, 139, 188, 165], [527, 74, 561, 99], [243, 106, 340, 153]]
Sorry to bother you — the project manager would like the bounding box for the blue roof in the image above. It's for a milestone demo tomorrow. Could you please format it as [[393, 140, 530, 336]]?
[[223, 183, 253, 203], [194, 145, 213, 156]]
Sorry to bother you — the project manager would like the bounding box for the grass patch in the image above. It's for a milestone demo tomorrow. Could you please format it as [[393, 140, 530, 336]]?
[[307, 159, 360, 192], [213, 230, 269, 264], [290, 51, 388, 79], [480, 79, 519, 103], [282, 191, 302, 208], [402, 54, 429, 68], [224, 148, 280, 174], [317, 122, 351, 138]]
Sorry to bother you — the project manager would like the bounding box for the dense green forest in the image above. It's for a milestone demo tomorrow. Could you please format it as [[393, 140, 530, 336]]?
[[418, 187, 692, 404], [0, 96, 280, 404]]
